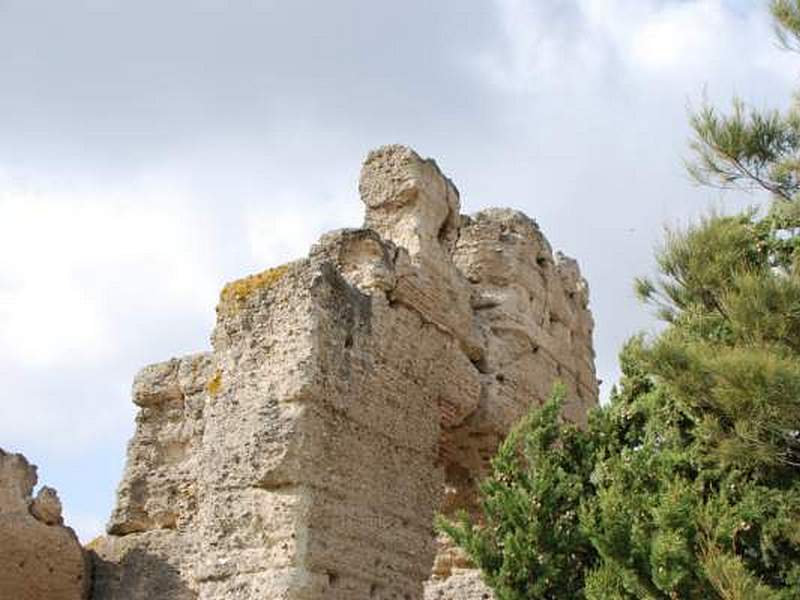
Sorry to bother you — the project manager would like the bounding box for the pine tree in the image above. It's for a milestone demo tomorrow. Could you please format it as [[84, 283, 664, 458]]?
[[440, 3, 800, 598], [438, 388, 598, 599]]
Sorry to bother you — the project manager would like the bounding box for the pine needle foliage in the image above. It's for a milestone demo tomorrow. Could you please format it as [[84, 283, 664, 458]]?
[[437, 388, 598, 599]]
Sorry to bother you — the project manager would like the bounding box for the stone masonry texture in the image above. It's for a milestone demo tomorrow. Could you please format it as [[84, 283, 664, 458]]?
[[1, 145, 598, 600], [0, 449, 90, 600]]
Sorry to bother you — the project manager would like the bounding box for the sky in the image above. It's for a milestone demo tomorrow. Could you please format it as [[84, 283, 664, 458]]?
[[0, 0, 795, 542]]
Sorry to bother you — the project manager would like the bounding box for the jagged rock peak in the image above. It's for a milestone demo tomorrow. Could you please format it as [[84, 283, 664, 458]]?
[[0, 449, 89, 600]]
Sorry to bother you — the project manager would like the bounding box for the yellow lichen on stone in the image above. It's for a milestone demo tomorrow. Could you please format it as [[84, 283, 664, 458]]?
[[218, 264, 290, 314], [207, 370, 223, 397], [85, 535, 104, 552]]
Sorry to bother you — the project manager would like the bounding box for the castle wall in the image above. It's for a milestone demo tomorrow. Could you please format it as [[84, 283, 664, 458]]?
[[89, 145, 598, 600], [0, 449, 90, 600]]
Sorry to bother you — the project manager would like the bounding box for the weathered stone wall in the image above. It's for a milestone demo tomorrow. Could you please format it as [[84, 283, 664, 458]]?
[[89, 145, 598, 599], [0, 449, 89, 600]]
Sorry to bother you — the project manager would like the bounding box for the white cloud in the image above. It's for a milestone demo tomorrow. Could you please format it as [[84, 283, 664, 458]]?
[[64, 509, 106, 544], [0, 172, 219, 368], [0, 168, 228, 471], [478, 0, 795, 96], [246, 188, 361, 268], [627, 2, 724, 70], [0, 278, 108, 368], [473, 0, 597, 94]]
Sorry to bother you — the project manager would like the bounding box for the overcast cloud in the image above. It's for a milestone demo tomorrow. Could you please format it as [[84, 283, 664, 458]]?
[[0, 0, 794, 541]]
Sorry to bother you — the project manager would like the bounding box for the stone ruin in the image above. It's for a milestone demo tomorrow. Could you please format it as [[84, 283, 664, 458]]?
[[0, 145, 598, 599], [0, 449, 90, 599]]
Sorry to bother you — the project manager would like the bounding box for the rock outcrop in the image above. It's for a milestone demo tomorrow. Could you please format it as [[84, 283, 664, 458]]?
[[0, 449, 89, 600], [87, 145, 598, 599]]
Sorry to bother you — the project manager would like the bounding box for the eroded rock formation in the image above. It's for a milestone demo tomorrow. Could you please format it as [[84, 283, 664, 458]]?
[[87, 145, 598, 599], [0, 449, 89, 600]]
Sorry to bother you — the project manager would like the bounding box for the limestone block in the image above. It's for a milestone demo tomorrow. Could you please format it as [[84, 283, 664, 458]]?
[[0, 449, 89, 600], [0, 450, 37, 514], [359, 144, 460, 256], [108, 353, 210, 536], [90, 531, 197, 600], [360, 144, 484, 362], [311, 228, 398, 295], [31, 485, 63, 525], [425, 569, 494, 600]]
